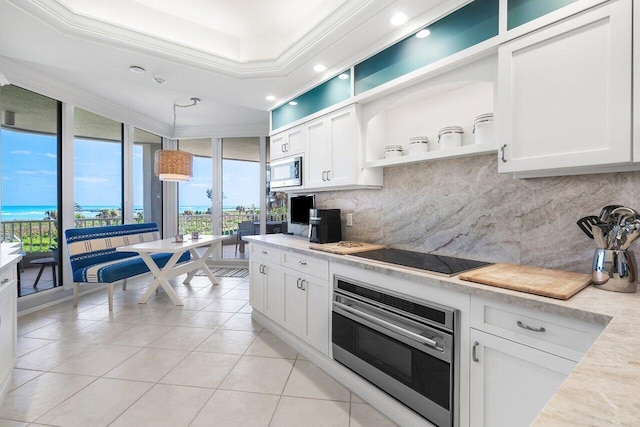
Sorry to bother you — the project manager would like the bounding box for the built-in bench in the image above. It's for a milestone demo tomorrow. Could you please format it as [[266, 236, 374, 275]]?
[[65, 222, 190, 310]]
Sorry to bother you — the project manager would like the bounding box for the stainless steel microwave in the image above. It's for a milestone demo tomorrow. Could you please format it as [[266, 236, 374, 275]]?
[[270, 156, 302, 188]]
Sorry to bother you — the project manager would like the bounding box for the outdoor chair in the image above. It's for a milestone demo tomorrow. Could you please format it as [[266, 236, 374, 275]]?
[[235, 221, 256, 256]]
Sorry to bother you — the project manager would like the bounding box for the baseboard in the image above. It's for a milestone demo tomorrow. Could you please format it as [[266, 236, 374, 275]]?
[[251, 311, 433, 427]]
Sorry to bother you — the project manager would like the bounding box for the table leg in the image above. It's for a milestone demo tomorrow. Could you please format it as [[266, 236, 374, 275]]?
[[138, 252, 185, 305], [183, 243, 219, 285], [33, 265, 45, 287]]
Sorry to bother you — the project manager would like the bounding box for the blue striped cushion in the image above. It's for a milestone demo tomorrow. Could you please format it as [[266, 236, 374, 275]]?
[[72, 252, 191, 283], [65, 223, 191, 283]]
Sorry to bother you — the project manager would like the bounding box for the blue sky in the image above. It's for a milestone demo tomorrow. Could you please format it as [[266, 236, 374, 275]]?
[[1, 129, 261, 209]]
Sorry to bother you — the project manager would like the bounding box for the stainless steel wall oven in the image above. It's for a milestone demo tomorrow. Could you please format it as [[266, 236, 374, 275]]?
[[332, 276, 458, 427]]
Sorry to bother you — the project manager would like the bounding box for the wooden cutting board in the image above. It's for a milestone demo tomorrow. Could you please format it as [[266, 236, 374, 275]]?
[[309, 241, 386, 255], [458, 263, 591, 300]]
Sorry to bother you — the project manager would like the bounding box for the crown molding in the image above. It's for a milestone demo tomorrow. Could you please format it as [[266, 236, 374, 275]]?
[[0, 56, 172, 136], [6, 0, 388, 79]]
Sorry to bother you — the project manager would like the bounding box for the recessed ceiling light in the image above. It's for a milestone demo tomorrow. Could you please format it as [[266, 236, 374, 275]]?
[[266, 95, 276, 101], [338, 73, 350, 80], [289, 101, 298, 106], [416, 29, 431, 39], [313, 64, 327, 73], [129, 65, 146, 74], [390, 13, 408, 26], [152, 74, 166, 85]]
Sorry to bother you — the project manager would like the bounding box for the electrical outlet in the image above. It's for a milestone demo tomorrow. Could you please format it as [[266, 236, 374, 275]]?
[[346, 213, 353, 227]]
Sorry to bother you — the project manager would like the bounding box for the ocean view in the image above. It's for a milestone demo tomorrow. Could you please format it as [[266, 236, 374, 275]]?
[[2, 205, 244, 221]]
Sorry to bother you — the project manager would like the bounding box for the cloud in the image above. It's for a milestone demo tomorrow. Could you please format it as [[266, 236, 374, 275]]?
[[44, 153, 57, 158], [75, 177, 109, 183], [17, 169, 57, 176], [11, 150, 31, 155]]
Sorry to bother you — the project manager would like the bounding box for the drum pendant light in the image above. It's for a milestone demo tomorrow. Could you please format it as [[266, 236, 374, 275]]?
[[155, 97, 200, 182]]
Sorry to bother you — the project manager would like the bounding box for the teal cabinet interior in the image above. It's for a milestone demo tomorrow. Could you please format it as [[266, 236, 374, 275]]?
[[354, 0, 498, 95], [271, 71, 351, 131], [507, 0, 579, 30]]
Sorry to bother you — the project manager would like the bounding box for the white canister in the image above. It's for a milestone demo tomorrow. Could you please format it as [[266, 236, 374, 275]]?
[[384, 144, 404, 159], [473, 113, 494, 145], [408, 136, 429, 155], [438, 126, 464, 149]]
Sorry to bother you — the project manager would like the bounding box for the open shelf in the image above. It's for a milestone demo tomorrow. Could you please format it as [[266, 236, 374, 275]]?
[[366, 142, 496, 168], [360, 56, 497, 169]]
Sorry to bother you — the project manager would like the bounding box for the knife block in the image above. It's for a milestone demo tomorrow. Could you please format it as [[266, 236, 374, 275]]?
[[592, 249, 638, 293]]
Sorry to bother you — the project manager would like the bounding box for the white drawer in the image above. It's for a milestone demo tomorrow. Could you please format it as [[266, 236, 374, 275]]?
[[471, 297, 603, 362], [250, 244, 282, 264], [282, 251, 329, 280], [0, 266, 15, 286]]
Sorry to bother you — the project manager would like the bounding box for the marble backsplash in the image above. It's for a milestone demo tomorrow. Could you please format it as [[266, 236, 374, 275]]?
[[312, 154, 640, 273]]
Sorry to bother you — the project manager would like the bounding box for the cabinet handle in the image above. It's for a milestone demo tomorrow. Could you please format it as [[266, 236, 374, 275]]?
[[262, 251, 268, 255], [321, 171, 327, 181], [472, 341, 479, 362], [285, 143, 290, 152], [326, 170, 331, 181], [500, 144, 507, 163], [300, 279, 306, 291], [517, 320, 546, 333], [298, 261, 307, 266], [1, 278, 10, 284], [258, 265, 263, 274], [296, 278, 301, 289], [281, 144, 285, 153]]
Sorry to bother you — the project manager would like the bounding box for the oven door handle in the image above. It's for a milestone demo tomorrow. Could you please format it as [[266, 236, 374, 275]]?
[[333, 301, 441, 351]]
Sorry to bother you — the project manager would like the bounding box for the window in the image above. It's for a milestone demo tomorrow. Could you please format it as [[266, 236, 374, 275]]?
[[133, 128, 162, 227], [0, 84, 61, 296], [74, 108, 123, 226]]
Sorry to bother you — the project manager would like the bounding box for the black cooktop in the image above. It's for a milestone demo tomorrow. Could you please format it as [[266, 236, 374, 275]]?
[[351, 248, 491, 277]]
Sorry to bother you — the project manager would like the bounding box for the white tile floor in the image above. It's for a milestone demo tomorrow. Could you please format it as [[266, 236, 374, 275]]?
[[1, 273, 398, 426]]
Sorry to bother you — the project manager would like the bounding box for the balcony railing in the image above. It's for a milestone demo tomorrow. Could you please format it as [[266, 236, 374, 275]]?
[[2, 212, 288, 254]]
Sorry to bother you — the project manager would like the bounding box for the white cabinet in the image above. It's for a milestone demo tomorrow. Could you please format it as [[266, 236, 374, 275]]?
[[0, 261, 18, 404], [282, 270, 330, 355], [498, 0, 633, 177], [269, 104, 382, 192], [249, 245, 284, 323], [306, 105, 359, 189], [469, 297, 603, 427], [469, 329, 576, 427], [249, 244, 330, 355], [282, 251, 330, 355], [270, 126, 305, 161]]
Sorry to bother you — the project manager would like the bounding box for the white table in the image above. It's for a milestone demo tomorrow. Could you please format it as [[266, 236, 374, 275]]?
[[116, 235, 230, 306]]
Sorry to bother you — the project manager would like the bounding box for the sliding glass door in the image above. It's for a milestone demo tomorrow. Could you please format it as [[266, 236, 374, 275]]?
[[0, 85, 61, 297]]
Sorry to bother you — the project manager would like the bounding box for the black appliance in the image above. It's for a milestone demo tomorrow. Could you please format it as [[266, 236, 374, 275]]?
[[308, 209, 341, 243], [332, 276, 458, 427], [351, 248, 491, 277], [290, 194, 315, 224]]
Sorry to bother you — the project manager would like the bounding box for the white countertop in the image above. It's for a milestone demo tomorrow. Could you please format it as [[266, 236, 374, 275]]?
[[244, 234, 640, 426]]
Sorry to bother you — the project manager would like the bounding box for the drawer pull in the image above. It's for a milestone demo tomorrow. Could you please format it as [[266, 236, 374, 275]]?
[[1, 278, 10, 284], [298, 261, 307, 266], [262, 251, 268, 255], [472, 341, 479, 362], [296, 278, 302, 289], [300, 279, 306, 291], [517, 320, 546, 333]]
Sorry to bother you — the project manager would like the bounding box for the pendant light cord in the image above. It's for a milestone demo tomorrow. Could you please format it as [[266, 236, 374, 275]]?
[[172, 97, 201, 139]]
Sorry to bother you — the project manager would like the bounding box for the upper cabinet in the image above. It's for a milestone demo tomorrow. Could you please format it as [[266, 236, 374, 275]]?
[[271, 104, 383, 192], [498, 0, 635, 177], [270, 126, 305, 162], [306, 105, 360, 189]]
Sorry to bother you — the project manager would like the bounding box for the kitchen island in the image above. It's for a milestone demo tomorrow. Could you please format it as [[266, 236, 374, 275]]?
[[244, 234, 639, 426]]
